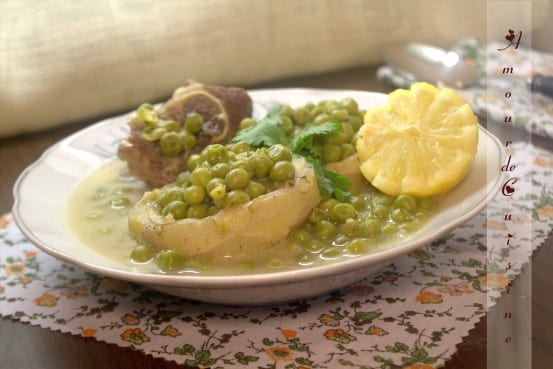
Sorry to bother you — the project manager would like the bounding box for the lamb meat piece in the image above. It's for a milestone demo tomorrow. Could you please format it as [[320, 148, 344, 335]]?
[[117, 81, 252, 187]]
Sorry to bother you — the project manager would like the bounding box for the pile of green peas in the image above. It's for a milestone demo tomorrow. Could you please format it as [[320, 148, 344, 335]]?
[[135, 103, 202, 157], [239, 97, 365, 165], [152, 142, 297, 221], [285, 190, 435, 266]]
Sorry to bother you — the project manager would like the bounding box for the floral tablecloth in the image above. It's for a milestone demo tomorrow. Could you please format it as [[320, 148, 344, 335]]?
[[1, 141, 552, 368]]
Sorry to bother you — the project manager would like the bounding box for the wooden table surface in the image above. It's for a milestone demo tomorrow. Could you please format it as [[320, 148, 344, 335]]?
[[0, 66, 551, 369]]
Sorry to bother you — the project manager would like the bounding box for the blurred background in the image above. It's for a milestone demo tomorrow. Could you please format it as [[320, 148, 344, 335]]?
[[1, 0, 552, 137]]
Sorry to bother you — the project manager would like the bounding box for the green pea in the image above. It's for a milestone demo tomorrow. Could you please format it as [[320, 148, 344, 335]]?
[[348, 115, 363, 132], [319, 198, 339, 212], [279, 115, 294, 136], [350, 195, 366, 211], [269, 161, 295, 182], [393, 194, 417, 213], [239, 118, 256, 130], [223, 190, 250, 208], [373, 195, 394, 207], [338, 218, 359, 236], [155, 249, 185, 272], [340, 143, 356, 159], [114, 186, 133, 195], [176, 171, 190, 186], [279, 104, 294, 117], [208, 183, 227, 201], [159, 131, 183, 157], [313, 113, 331, 126], [267, 144, 292, 162], [254, 155, 273, 178], [110, 197, 130, 209], [333, 234, 350, 247], [184, 112, 203, 134], [180, 131, 196, 150], [309, 106, 324, 120], [183, 185, 206, 205], [304, 239, 325, 253], [297, 253, 315, 266], [161, 119, 179, 132], [381, 222, 398, 234], [330, 108, 349, 121], [142, 127, 166, 142], [187, 154, 201, 171], [230, 159, 255, 177], [267, 257, 284, 269], [324, 100, 340, 112], [162, 200, 188, 220], [206, 144, 228, 165], [287, 241, 303, 254], [208, 205, 220, 216], [190, 167, 212, 187], [206, 177, 226, 194], [372, 204, 390, 219], [360, 217, 380, 237], [323, 143, 342, 163], [340, 97, 359, 114], [290, 229, 312, 242], [187, 204, 209, 219], [137, 103, 155, 123], [156, 187, 184, 207], [320, 247, 342, 260], [292, 107, 309, 126], [245, 181, 266, 199], [130, 244, 155, 263], [225, 168, 250, 190], [231, 141, 253, 154], [314, 220, 337, 240], [331, 203, 357, 223], [210, 162, 230, 179], [308, 208, 328, 223], [390, 208, 412, 223], [346, 238, 370, 254]]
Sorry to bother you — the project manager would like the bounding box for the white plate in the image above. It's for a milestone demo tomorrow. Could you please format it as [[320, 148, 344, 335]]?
[[12, 88, 505, 305]]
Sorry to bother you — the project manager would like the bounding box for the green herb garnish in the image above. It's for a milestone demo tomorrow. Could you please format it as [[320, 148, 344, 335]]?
[[231, 104, 290, 147], [232, 106, 353, 201]]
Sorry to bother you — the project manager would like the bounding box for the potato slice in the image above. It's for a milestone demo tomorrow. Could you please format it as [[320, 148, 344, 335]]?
[[128, 157, 321, 259]]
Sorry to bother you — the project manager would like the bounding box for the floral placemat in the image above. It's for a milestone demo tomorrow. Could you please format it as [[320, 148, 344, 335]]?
[[1, 142, 553, 369], [378, 39, 553, 139]]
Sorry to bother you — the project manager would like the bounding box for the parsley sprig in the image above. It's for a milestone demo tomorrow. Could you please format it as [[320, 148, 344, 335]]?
[[232, 105, 352, 201]]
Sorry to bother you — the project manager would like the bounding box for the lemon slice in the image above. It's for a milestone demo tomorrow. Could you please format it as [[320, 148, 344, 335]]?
[[356, 82, 478, 197]]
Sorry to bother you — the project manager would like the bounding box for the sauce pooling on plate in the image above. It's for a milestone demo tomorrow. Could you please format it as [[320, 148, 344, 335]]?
[[68, 96, 437, 276]]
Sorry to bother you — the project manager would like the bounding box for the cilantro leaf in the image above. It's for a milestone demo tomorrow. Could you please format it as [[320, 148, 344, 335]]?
[[291, 120, 342, 156], [306, 157, 352, 202], [231, 104, 353, 202], [231, 104, 290, 147]]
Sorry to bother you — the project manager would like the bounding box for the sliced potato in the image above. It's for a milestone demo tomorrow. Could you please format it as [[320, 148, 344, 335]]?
[[128, 157, 321, 259]]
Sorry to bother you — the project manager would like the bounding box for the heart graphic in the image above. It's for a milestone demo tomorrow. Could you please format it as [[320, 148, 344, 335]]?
[[505, 185, 515, 194], [508, 233, 513, 238], [505, 29, 515, 42]]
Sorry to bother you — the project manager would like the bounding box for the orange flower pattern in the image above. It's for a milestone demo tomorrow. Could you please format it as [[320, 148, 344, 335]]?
[[324, 329, 356, 344], [1, 141, 553, 368], [265, 346, 293, 362], [415, 291, 443, 304], [160, 325, 181, 337], [81, 328, 97, 337], [120, 328, 150, 345]]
